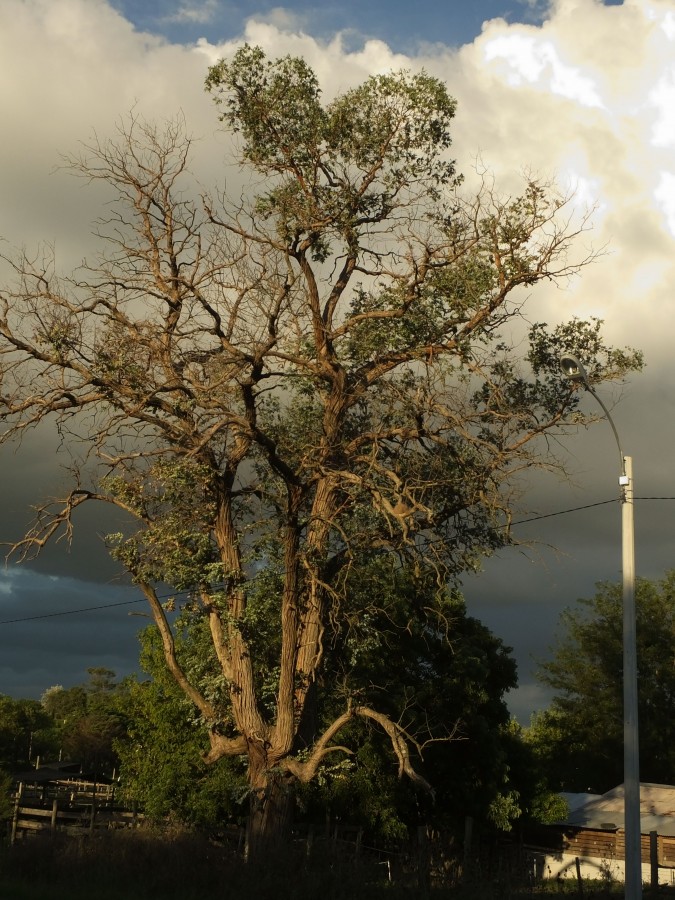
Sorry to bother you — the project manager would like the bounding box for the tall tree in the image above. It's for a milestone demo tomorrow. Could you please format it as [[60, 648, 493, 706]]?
[[0, 46, 641, 849], [532, 572, 675, 793]]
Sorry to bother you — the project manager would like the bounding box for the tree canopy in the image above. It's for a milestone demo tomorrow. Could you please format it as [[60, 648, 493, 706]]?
[[41, 669, 129, 775], [0, 695, 51, 772], [0, 45, 642, 848]]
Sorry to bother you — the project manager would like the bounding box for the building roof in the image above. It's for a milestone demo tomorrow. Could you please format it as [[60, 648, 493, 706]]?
[[559, 783, 675, 836], [561, 791, 599, 813]]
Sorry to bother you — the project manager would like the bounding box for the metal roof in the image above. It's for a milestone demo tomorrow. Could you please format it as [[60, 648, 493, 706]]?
[[558, 783, 675, 836], [561, 791, 599, 813]]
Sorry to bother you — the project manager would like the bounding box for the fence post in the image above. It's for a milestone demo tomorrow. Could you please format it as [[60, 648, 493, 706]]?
[[10, 783, 22, 845], [574, 857, 584, 899], [50, 799, 58, 836], [650, 830, 659, 894], [417, 825, 431, 898]]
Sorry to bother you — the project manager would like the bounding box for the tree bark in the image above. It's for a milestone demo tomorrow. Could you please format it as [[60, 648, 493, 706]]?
[[246, 767, 296, 859]]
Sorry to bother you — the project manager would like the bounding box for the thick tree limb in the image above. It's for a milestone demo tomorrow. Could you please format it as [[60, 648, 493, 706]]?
[[283, 704, 434, 798]]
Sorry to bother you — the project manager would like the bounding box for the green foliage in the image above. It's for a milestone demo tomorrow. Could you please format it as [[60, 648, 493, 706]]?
[[115, 626, 246, 830], [0, 695, 54, 770], [206, 45, 325, 172], [529, 787, 570, 825], [487, 789, 522, 832], [299, 740, 411, 844], [207, 45, 458, 248], [109, 557, 533, 841], [0, 769, 13, 821], [41, 684, 87, 721], [39, 671, 130, 776], [530, 572, 675, 792], [105, 459, 219, 590], [529, 316, 644, 388], [130, 555, 527, 841]]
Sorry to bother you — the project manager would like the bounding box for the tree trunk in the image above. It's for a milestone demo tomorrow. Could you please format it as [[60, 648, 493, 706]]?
[[246, 769, 296, 860]]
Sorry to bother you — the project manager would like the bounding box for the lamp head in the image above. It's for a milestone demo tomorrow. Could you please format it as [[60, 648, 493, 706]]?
[[559, 353, 589, 386]]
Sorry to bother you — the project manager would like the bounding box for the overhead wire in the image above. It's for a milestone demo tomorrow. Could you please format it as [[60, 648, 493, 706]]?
[[511, 498, 617, 525], [0, 597, 146, 625], [512, 496, 675, 526], [1, 496, 675, 625]]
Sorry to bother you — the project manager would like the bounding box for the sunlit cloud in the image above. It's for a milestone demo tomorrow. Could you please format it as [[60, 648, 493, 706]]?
[[249, 7, 309, 32], [649, 69, 675, 147], [661, 8, 675, 38], [483, 32, 604, 106], [654, 171, 675, 236]]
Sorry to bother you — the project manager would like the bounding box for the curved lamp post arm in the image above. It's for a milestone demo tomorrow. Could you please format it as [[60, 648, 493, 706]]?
[[585, 384, 626, 481], [559, 353, 627, 482]]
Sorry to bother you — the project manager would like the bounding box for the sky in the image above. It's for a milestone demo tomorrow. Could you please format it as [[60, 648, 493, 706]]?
[[0, 0, 674, 726]]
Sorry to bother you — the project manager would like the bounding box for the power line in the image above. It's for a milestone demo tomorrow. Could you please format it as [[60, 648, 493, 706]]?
[[2, 496, 675, 626], [512, 496, 675, 527], [0, 597, 145, 625], [512, 498, 617, 526]]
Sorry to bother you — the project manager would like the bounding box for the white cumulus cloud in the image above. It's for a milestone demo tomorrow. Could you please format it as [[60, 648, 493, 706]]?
[[483, 32, 604, 106]]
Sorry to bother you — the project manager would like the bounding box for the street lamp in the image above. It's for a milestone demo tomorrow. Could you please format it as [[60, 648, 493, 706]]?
[[560, 353, 641, 899]]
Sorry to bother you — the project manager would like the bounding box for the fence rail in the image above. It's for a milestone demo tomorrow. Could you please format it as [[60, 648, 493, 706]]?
[[16, 779, 116, 807], [10, 782, 143, 843]]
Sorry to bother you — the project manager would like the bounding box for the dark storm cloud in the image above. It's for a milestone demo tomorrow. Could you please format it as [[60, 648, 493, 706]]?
[[464, 371, 675, 723], [0, 567, 146, 698]]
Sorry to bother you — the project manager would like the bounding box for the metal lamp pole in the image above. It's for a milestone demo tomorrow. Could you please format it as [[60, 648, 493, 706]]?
[[560, 353, 641, 900]]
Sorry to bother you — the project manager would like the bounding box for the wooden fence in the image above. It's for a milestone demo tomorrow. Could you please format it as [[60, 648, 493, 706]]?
[[15, 778, 116, 807], [10, 781, 143, 843]]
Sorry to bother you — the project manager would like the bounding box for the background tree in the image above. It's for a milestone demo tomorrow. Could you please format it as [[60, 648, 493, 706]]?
[[0, 695, 55, 821], [41, 670, 128, 775], [0, 696, 54, 770], [0, 45, 642, 849], [530, 572, 675, 793], [41, 684, 88, 724]]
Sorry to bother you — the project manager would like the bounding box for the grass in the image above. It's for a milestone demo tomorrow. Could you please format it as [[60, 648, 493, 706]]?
[[0, 830, 669, 899], [0, 885, 636, 900], [2, 831, 417, 900]]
